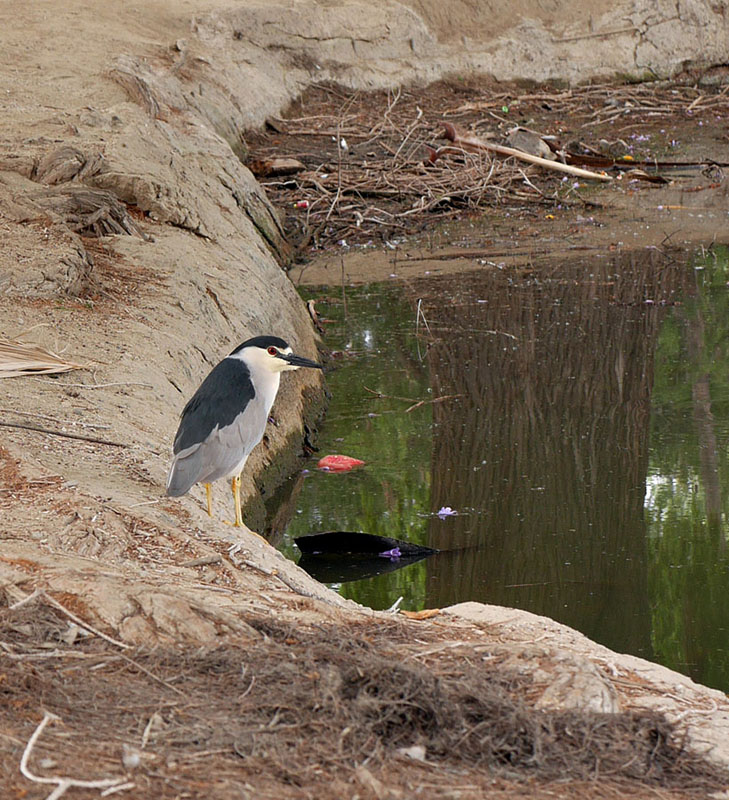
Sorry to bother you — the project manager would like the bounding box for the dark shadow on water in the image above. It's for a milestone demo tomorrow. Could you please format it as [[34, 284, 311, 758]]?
[[297, 552, 433, 584], [294, 530, 438, 583]]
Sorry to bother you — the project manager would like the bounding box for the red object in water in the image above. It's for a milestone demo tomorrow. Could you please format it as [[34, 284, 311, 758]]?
[[317, 454, 365, 472]]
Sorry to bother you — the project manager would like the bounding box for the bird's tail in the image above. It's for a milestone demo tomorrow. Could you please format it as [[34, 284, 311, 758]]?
[[166, 455, 198, 497]]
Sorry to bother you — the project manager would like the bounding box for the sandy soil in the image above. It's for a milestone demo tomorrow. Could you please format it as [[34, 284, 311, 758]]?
[[2, 2, 729, 798]]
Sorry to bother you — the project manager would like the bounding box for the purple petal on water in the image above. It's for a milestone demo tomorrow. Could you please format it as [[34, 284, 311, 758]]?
[[378, 547, 402, 559], [437, 506, 457, 519]]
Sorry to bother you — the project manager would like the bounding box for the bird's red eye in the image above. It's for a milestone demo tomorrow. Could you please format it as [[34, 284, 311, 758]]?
[[267, 346, 278, 356]]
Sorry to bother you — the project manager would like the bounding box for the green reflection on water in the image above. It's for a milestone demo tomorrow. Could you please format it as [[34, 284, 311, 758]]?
[[647, 245, 729, 690], [277, 245, 729, 691]]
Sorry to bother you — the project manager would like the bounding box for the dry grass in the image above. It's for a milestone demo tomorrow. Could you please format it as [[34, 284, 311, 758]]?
[[0, 337, 84, 378], [1, 601, 727, 800]]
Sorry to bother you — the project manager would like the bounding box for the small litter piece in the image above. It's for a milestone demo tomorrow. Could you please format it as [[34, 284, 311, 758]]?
[[400, 608, 441, 621], [397, 744, 428, 762], [0, 337, 85, 378], [317, 454, 366, 471]]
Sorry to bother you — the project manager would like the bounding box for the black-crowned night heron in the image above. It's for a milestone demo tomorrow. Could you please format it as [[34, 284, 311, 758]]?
[[166, 335, 322, 535]]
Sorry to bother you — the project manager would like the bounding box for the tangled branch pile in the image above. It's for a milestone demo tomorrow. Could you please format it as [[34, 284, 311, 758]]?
[[246, 80, 729, 253]]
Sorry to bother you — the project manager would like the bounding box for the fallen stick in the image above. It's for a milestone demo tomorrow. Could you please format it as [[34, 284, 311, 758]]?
[[20, 712, 130, 799], [0, 420, 127, 448], [10, 589, 132, 650], [437, 122, 613, 182]]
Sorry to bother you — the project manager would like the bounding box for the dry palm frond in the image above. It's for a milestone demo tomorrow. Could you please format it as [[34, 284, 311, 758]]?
[[0, 338, 85, 378]]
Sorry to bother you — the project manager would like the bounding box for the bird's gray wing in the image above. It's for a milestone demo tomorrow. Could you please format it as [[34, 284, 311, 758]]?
[[173, 357, 255, 453], [166, 358, 255, 495], [166, 420, 252, 494]]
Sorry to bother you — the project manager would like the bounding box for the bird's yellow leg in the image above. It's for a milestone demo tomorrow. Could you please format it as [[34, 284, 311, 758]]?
[[205, 483, 213, 517], [226, 474, 268, 546], [231, 474, 244, 527]]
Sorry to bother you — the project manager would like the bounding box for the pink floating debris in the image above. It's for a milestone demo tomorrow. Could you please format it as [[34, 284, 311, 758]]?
[[317, 454, 365, 472]]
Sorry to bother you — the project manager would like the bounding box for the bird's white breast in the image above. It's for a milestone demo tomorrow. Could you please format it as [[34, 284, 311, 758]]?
[[229, 347, 282, 429]]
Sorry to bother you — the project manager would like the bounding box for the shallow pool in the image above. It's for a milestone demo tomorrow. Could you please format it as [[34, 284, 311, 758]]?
[[267, 244, 729, 692]]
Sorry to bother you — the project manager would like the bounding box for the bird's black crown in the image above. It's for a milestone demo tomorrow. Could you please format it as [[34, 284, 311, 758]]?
[[230, 335, 290, 356]]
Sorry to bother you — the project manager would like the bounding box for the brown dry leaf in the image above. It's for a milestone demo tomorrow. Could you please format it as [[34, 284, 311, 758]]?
[[400, 608, 441, 620], [0, 337, 85, 378]]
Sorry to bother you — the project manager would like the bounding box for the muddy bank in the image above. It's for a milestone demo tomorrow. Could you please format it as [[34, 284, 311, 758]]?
[[1, 4, 343, 769], [247, 82, 729, 285], [1, 2, 729, 798]]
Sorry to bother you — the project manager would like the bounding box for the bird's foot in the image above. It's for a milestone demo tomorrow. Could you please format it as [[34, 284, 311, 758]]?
[[224, 522, 269, 555]]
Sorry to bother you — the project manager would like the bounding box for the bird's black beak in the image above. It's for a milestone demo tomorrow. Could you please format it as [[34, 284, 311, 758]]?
[[280, 352, 323, 369]]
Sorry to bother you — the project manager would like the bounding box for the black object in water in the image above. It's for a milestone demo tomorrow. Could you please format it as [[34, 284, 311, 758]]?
[[295, 531, 439, 584], [295, 531, 438, 557]]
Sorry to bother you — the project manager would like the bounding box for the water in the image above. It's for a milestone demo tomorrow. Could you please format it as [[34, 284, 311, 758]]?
[[267, 245, 729, 692]]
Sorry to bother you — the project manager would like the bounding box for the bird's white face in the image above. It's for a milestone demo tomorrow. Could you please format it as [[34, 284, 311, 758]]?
[[243, 344, 302, 373], [232, 340, 322, 376], [264, 344, 299, 373]]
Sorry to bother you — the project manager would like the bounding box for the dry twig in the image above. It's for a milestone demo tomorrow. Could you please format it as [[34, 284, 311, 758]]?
[[439, 122, 612, 181], [0, 420, 128, 448], [20, 712, 130, 800], [9, 589, 132, 650]]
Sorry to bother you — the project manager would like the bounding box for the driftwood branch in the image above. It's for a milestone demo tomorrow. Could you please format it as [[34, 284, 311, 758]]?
[[439, 122, 613, 182]]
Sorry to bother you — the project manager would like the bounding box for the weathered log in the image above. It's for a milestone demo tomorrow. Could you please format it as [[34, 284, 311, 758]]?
[[35, 146, 104, 185], [31, 185, 143, 238]]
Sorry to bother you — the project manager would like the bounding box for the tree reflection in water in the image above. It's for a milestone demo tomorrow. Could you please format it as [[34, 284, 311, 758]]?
[[417, 251, 685, 658]]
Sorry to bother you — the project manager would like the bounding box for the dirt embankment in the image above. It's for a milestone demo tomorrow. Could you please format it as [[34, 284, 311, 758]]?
[[1, 2, 729, 799]]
